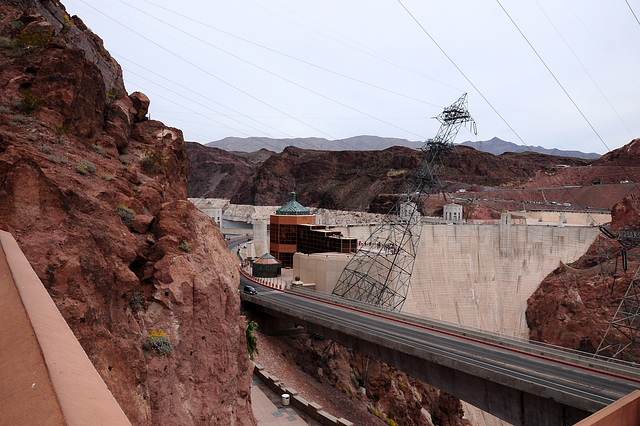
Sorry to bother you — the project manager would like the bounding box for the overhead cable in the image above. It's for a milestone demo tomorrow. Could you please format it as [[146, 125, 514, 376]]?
[[76, 0, 337, 140], [119, 0, 428, 139]]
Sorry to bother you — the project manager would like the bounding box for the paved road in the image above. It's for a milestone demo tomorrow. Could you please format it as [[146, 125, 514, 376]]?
[[240, 279, 640, 414], [230, 235, 639, 421]]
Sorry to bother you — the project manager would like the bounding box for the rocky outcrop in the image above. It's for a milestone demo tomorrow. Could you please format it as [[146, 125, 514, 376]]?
[[611, 193, 640, 229], [185, 141, 258, 199], [233, 145, 423, 210], [194, 144, 591, 211], [0, 1, 254, 424], [594, 138, 640, 167], [526, 195, 640, 352]]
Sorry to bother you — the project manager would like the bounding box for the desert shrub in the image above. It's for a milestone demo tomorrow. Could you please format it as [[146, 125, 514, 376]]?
[[62, 14, 73, 30], [12, 29, 53, 55], [38, 145, 53, 154], [144, 331, 172, 356], [18, 89, 42, 112], [101, 174, 113, 181], [178, 239, 191, 253], [0, 105, 10, 114], [246, 320, 259, 360], [129, 291, 145, 311], [106, 87, 123, 102], [76, 159, 96, 175], [48, 154, 66, 164], [142, 147, 167, 172], [93, 145, 107, 156], [53, 124, 70, 136], [116, 203, 136, 226], [0, 37, 13, 49]]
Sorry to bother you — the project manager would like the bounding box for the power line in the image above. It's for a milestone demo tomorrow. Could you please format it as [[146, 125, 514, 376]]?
[[494, 0, 613, 153], [118, 0, 429, 140], [533, 0, 635, 139], [223, 0, 463, 94], [559, 0, 640, 93], [394, 1, 614, 221], [139, 0, 448, 107], [395, 0, 529, 147], [624, 0, 640, 26], [76, 0, 337, 140], [495, 0, 640, 198], [115, 55, 297, 139]]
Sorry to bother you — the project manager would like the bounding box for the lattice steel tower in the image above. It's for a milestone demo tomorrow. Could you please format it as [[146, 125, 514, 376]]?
[[331, 93, 476, 310], [596, 228, 640, 363]]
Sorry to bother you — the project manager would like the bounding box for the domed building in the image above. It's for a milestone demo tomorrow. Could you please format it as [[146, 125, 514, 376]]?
[[270, 192, 357, 268], [251, 252, 281, 278]]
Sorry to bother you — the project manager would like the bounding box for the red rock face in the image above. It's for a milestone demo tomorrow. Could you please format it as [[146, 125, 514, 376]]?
[[527, 195, 640, 352], [192, 143, 592, 211], [0, 2, 254, 425], [186, 141, 258, 199], [611, 194, 640, 230], [595, 138, 640, 167]]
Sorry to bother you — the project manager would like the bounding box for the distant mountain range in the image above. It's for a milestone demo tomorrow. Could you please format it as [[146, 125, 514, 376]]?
[[458, 137, 601, 159], [206, 136, 422, 152], [206, 136, 600, 159]]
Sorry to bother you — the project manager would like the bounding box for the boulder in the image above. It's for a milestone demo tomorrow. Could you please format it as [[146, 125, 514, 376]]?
[[129, 91, 150, 122]]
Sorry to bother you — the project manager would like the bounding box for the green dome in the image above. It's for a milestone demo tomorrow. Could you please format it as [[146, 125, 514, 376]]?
[[275, 192, 310, 216]]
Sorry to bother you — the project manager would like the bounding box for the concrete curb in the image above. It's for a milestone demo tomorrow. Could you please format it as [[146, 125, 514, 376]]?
[[253, 363, 353, 426]]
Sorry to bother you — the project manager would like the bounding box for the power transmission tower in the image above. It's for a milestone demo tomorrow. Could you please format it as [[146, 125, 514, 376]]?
[[596, 264, 640, 363], [331, 93, 476, 310], [596, 228, 640, 363]]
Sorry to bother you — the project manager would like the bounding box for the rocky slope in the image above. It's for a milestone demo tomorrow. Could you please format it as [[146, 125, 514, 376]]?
[[0, 1, 253, 424], [255, 330, 470, 426], [526, 194, 640, 354], [188, 143, 590, 211], [185, 141, 257, 199]]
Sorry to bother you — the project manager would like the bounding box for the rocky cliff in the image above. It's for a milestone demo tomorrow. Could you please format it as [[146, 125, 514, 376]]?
[[0, 1, 254, 424], [526, 194, 640, 353], [187, 142, 590, 211], [185, 141, 258, 199]]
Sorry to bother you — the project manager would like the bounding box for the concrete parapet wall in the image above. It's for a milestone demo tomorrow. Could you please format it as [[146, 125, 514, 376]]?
[[575, 390, 640, 426], [253, 363, 353, 426], [0, 231, 130, 425], [519, 211, 610, 226]]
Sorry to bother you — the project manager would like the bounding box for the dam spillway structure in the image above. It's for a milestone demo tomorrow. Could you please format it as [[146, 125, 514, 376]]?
[[331, 93, 476, 310]]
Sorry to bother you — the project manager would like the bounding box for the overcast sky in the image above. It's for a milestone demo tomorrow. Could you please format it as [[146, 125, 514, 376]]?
[[62, 0, 640, 154]]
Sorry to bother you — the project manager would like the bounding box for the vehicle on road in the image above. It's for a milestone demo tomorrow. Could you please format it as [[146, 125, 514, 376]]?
[[243, 285, 257, 295]]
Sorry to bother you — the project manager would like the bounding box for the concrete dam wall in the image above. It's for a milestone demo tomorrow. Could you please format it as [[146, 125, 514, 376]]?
[[403, 223, 599, 338]]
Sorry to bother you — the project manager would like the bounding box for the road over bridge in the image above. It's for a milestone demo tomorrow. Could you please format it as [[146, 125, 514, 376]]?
[[239, 279, 640, 425]]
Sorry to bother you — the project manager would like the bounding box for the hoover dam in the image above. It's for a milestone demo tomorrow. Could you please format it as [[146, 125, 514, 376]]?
[[195, 199, 611, 424], [404, 222, 599, 338]]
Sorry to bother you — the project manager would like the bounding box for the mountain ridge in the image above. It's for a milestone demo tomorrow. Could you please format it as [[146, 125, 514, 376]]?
[[206, 135, 600, 159]]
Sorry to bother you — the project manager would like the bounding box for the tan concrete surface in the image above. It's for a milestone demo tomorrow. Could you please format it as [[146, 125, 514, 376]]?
[[0, 231, 130, 425], [0, 234, 66, 425], [251, 378, 314, 425], [574, 390, 640, 426], [404, 223, 598, 337], [294, 252, 353, 293]]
